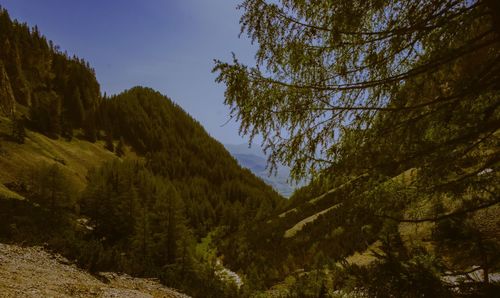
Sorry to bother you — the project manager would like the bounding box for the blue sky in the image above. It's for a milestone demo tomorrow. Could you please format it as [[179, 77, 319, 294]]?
[[0, 0, 258, 145]]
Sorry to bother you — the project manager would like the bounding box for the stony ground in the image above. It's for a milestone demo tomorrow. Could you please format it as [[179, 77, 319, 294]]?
[[0, 243, 190, 298]]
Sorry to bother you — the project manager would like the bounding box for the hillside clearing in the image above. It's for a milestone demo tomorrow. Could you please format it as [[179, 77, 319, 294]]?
[[0, 116, 129, 194]]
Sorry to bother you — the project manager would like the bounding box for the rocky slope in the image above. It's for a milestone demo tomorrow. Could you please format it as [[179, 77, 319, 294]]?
[[0, 243, 189, 298]]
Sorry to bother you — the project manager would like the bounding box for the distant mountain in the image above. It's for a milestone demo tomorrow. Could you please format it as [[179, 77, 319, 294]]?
[[230, 153, 267, 173], [224, 143, 304, 197]]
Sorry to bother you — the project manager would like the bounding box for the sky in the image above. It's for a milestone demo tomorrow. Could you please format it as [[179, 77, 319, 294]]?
[[0, 0, 258, 145]]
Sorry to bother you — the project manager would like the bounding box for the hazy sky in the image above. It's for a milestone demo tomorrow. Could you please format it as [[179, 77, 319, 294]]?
[[0, 0, 258, 145]]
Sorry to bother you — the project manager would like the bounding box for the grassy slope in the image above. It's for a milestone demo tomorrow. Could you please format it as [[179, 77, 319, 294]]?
[[0, 115, 127, 198], [278, 173, 372, 238], [283, 204, 340, 238], [276, 162, 498, 268]]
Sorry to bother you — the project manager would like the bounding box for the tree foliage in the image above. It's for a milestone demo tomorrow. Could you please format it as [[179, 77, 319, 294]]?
[[22, 162, 78, 215], [214, 0, 499, 179], [0, 6, 100, 138], [99, 87, 285, 236], [214, 0, 500, 293]]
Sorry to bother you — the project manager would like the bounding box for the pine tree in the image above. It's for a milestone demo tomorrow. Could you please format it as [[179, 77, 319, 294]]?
[[213, 0, 500, 180], [116, 137, 125, 157], [0, 60, 16, 117], [151, 181, 184, 264], [11, 116, 26, 144], [24, 162, 77, 215], [48, 94, 62, 138], [105, 132, 114, 152], [73, 87, 85, 127], [132, 204, 153, 272], [60, 112, 73, 141], [83, 110, 97, 142], [9, 43, 31, 106]]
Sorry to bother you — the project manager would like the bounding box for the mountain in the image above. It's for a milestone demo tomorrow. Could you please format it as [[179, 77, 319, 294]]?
[[0, 8, 285, 298], [224, 143, 305, 197], [98, 87, 285, 235]]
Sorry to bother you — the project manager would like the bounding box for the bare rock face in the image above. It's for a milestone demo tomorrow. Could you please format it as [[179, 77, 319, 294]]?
[[0, 243, 190, 298], [0, 61, 16, 117]]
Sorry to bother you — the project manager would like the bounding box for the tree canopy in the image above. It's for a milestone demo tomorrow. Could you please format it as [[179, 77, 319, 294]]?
[[0, 6, 100, 139], [214, 0, 499, 179], [214, 1, 499, 291]]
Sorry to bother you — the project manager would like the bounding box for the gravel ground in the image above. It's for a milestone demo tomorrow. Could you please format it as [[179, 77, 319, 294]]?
[[0, 243, 190, 298]]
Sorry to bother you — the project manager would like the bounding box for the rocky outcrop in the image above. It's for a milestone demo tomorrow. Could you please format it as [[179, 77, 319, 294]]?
[[0, 243, 190, 298]]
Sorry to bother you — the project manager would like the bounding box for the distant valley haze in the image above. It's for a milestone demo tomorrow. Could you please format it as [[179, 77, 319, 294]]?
[[224, 144, 307, 197]]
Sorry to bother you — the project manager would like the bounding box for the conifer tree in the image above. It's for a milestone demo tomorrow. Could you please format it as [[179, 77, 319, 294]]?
[[213, 0, 499, 291], [116, 137, 125, 157], [0, 60, 16, 117], [83, 110, 97, 142], [214, 0, 500, 179], [72, 87, 85, 127], [48, 94, 62, 138], [23, 163, 77, 215], [152, 181, 184, 264], [11, 116, 26, 144], [132, 204, 153, 272], [105, 132, 114, 152], [8, 43, 31, 106], [60, 112, 73, 141]]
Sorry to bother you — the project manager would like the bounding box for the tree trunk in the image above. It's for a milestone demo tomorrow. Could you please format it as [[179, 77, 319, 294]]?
[[485, 0, 500, 36]]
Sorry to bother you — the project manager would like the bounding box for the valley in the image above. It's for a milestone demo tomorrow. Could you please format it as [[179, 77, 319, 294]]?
[[224, 143, 306, 197], [1, 1, 499, 297]]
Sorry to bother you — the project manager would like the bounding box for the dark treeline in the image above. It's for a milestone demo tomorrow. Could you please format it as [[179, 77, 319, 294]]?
[[0, 7, 100, 140]]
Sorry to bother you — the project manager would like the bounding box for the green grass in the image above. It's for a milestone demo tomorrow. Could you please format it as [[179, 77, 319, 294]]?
[[0, 116, 128, 196], [345, 240, 382, 266], [283, 204, 340, 238]]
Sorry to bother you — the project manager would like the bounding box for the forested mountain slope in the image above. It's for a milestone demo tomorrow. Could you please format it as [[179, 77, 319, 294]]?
[[97, 87, 284, 235], [0, 7, 284, 298], [220, 139, 499, 296], [0, 8, 100, 140], [2, 0, 499, 296]]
